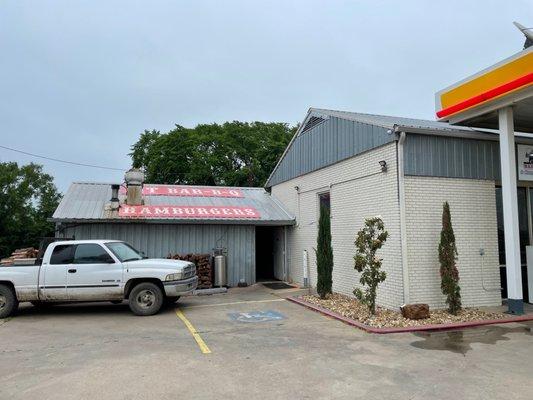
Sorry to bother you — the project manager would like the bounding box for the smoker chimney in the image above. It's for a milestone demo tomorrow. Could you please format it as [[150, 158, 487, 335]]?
[[110, 184, 120, 201], [109, 184, 120, 210], [124, 168, 144, 206]]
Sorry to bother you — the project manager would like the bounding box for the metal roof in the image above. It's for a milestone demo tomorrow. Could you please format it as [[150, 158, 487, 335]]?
[[52, 183, 295, 226], [307, 108, 483, 134], [265, 107, 533, 187]]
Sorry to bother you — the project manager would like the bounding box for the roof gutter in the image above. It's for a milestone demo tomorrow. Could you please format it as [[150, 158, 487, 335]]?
[[396, 125, 533, 144], [50, 218, 296, 226]]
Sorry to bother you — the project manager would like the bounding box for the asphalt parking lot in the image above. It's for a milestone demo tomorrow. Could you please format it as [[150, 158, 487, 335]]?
[[1, 285, 533, 400]]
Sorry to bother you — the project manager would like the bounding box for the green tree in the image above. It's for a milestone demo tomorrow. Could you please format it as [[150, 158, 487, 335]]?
[[130, 121, 295, 187], [316, 204, 333, 299], [353, 217, 389, 315], [0, 162, 61, 258], [439, 202, 461, 315]]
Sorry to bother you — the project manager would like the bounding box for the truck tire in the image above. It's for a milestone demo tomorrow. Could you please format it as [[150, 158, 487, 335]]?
[[0, 284, 18, 319], [128, 282, 163, 316]]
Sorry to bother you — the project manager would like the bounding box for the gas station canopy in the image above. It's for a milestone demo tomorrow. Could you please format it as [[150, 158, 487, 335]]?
[[435, 47, 533, 132], [435, 35, 533, 314]]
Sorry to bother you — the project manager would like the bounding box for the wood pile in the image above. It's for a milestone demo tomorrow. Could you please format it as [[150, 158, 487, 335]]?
[[167, 253, 213, 289], [1, 247, 39, 266]]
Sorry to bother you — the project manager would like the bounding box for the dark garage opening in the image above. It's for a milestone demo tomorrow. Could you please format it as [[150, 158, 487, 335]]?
[[256, 226, 276, 281], [255, 226, 286, 283], [256, 225, 289, 284]]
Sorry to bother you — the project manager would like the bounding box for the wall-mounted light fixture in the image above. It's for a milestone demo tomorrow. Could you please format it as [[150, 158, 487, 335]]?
[[379, 160, 387, 172]]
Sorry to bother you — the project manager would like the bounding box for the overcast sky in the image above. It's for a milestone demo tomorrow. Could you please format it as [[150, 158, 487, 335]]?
[[1, 1, 532, 192]]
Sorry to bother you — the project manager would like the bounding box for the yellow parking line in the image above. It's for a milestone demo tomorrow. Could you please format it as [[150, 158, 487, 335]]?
[[175, 308, 211, 354], [185, 298, 286, 309]]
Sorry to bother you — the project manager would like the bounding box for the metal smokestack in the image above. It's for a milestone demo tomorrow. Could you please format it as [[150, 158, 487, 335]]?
[[109, 184, 120, 210], [110, 184, 119, 201], [124, 168, 144, 206]]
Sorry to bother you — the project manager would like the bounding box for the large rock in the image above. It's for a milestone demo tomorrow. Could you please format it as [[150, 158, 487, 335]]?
[[400, 303, 430, 320]]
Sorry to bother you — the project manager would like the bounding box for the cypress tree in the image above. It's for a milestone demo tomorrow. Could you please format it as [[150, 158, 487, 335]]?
[[316, 204, 333, 299], [439, 202, 462, 315]]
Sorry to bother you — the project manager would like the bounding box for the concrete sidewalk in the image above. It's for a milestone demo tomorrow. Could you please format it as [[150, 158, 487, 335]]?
[[1, 285, 532, 399]]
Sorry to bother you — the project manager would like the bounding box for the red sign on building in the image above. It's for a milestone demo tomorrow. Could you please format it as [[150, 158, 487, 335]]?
[[118, 205, 260, 219], [119, 185, 244, 198]]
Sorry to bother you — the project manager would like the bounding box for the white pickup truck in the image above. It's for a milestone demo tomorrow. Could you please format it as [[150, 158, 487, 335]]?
[[0, 240, 198, 318]]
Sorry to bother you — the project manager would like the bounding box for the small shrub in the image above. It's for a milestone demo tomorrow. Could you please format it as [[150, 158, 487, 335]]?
[[353, 216, 388, 315], [439, 202, 461, 315]]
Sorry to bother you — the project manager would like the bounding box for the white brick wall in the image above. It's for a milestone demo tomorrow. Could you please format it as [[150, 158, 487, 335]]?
[[404, 176, 501, 308], [271, 142, 404, 309]]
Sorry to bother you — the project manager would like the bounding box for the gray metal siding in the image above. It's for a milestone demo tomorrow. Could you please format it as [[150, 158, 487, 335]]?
[[404, 134, 501, 180], [268, 116, 394, 186], [58, 223, 256, 287]]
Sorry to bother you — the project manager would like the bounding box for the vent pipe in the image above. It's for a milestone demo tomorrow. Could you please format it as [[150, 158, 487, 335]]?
[[110, 184, 119, 201], [110, 184, 120, 210], [124, 168, 144, 206]]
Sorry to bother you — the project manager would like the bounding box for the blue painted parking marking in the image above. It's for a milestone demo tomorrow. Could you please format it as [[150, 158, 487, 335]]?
[[228, 310, 286, 323]]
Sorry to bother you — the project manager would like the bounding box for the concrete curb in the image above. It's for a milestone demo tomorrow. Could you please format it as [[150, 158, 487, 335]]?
[[287, 296, 533, 334], [193, 287, 228, 296]]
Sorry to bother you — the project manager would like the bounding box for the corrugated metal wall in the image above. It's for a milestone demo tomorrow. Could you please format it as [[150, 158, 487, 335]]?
[[404, 133, 501, 180], [267, 117, 394, 186], [58, 223, 256, 287]]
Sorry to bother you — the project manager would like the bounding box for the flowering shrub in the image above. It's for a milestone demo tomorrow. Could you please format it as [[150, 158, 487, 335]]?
[[353, 216, 388, 315]]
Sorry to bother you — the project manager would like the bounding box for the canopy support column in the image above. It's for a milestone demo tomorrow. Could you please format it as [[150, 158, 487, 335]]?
[[499, 106, 524, 315]]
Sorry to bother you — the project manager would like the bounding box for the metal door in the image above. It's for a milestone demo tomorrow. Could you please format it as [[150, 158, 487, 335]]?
[[41, 244, 73, 300], [66, 243, 123, 301]]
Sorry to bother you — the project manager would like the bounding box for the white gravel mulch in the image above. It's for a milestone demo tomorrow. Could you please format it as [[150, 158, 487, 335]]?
[[301, 293, 510, 328]]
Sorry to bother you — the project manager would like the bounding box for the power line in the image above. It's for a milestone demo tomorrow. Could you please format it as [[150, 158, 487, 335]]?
[[0, 144, 127, 171]]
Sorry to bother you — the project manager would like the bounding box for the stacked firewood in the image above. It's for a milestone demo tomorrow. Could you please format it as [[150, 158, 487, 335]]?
[[167, 253, 213, 289], [1, 247, 39, 266]]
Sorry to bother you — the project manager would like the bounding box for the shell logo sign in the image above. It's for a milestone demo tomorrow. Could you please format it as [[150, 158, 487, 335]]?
[[119, 184, 243, 198], [118, 205, 260, 219], [436, 48, 533, 120]]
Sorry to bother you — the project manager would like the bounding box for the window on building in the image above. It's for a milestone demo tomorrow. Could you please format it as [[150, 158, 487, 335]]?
[[318, 192, 331, 212], [50, 245, 74, 265], [73, 244, 115, 264]]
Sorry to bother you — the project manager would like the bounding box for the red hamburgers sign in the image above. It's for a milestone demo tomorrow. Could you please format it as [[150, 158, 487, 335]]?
[[118, 205, 260, 219], [119, 184, 243, 198]]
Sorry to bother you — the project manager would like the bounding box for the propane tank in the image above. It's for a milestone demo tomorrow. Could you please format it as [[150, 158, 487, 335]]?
[[213, 248, 227, 287]]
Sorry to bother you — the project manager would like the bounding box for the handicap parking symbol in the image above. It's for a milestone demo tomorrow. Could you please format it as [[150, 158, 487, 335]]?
[[228, 310, 286, 323]]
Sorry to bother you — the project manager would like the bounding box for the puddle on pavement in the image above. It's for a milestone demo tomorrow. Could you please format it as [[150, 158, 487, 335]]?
[[410, 324, 532, 355]]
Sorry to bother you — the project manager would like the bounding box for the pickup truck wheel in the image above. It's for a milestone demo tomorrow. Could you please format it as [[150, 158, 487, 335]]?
[[0, 284, 18, 319], [128, 283, 163, 316]]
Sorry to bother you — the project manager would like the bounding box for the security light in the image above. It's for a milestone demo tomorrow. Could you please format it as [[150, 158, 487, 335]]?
[[379, 160, 387, 172]]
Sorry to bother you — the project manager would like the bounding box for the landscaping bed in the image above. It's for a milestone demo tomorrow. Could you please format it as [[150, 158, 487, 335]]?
[[297, 293, 514, 330]]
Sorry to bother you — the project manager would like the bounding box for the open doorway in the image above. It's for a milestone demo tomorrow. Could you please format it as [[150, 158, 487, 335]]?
[[255, 226, 285, 282], [496, 186, 530, 302]]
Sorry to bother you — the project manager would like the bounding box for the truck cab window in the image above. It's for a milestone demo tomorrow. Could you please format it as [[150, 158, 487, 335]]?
[[50, 245, 75, 265], [73, 244, 115, 264], [105, 242, 143, 262]]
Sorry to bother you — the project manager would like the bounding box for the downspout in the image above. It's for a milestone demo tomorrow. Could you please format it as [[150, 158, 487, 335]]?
[[397, 130, 410, 305]]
